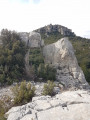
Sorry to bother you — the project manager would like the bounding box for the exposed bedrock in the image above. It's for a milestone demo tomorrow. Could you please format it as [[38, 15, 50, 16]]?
[[6, 90, 90, 120], [43, 37, 89, 89], [19, 32, 44, 48]]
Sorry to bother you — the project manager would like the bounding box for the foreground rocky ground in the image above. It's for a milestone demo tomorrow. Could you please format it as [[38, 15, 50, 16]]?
[[1, 82, 90, 120], [5, 90, 90, 120], [0, 81, 60, 101]]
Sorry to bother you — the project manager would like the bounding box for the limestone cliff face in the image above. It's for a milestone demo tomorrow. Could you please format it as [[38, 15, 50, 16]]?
[[43, 37, 89, 89], [19, 32, 44, 48], [20, 32, 89, 89], [35, 24, 75, 36]]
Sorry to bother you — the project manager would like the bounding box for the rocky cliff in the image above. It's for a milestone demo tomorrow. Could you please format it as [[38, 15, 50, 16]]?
[[43, 37, 89, 89], [4, 32, 90, 120], [20, 31, 89, 90], [34, 24, 75, 36]]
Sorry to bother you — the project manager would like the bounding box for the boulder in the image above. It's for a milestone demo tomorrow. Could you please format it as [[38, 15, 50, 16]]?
[[19, 32, 44, 48], [43, 37, 89, 89], [6, 90, 90, 120]]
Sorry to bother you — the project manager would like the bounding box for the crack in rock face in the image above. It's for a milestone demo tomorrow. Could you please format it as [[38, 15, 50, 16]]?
[[6, 90, 90, 120]]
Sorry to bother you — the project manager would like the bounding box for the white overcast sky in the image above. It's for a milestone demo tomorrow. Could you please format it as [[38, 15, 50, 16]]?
[[0, 0, 90, 38]]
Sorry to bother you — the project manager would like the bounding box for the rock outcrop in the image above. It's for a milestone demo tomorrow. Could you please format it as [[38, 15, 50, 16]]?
[[43, 37, 89, 89], [19, 32, 44, 48], [20, 32, 44, 78], [34, 24, 75, 36], [6, 90, 90, 120]]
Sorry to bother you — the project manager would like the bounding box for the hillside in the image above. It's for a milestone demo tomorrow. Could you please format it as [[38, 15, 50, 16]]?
[[0, 27, 90, 120], [0, 25, 90, 85], [34, 24, 90, 83]]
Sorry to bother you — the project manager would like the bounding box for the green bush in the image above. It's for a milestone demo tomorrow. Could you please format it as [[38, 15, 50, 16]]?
[[12, 81, 35, 105], [0, 29, 27, 85], [69, 36, 90, 83], [0, 100, 6, 120], [29, 48, 44, 66], [42, 80, 55, 96], [29, 48, 56, 81], [0, 95, 11, 120], [41, 31, 64, 45], [37, 64, 56, 81]]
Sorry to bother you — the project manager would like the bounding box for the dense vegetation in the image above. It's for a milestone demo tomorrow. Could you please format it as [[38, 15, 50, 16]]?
[[0, 29, 27, 85], [29, 48, 56, 81], [41, 31, 64, 45], [0, 29, 56, 85], [12, 81, 35, 105], [69, 36, 90, 83], [40, 31, 90, 83]]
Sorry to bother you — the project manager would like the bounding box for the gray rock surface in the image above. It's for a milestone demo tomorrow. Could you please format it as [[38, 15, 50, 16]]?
[[19, 32, 44, 48], [6, 90, 90, 120], [20, 32, 44, 77], [43, 37, 89, 89], [35, 24, 75, 36]]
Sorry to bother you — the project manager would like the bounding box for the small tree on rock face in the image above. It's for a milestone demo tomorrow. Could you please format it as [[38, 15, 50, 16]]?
[[42, 80, 55, 96], [12, 81, 35, 105]]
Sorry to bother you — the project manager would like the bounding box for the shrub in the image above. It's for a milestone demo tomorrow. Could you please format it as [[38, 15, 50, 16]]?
[[0, 95, 11, 120], [29, 48, 56, 81], [12, 81, 35, 105], [37, 64, 56, 81], [42, 80, 55, 96], [0, 29, 27, 85], [29, 48, 44, 67], [0, 100, 6, 120]]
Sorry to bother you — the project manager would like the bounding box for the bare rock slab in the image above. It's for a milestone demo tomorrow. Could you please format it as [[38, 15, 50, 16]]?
[[6, 90, 90, 120]]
